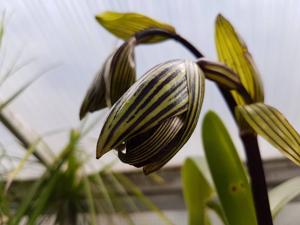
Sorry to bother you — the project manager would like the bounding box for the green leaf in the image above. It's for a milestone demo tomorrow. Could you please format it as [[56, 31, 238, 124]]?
[[5, 139, 41, 191], [0, 76, 40, 111], [182, 157, 214, 225], [0, 65, 58, 111], [215, 14, 264, 105], [206, 200, 229, 225], [83, 177, 97, 225], [96, 11, 176, 43], [269, 177, 300, 218], [0, 55, 36, 87], [204, 214, 212, 225], [26, 171, 61, 225], [0, 13, 4, 48], [80, 37, 136, 119], [114, 173, 173, 225], [8, 131, 79, 225], [236, 103, 300, 165], [202, 111, 258, 225], [90, 172, 116, 214]]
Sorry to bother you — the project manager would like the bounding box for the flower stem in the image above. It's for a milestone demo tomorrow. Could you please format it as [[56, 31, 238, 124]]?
[[135, 28, 273, 225], [135, 28, 204, 57], [241, 132, 273, 225]]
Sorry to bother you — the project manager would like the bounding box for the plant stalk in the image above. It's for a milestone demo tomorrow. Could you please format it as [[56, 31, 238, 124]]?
[[217, 90, 273, 225], [0, 112, 49, 167], [241, 132, 273, 225], [136, 28, 273, 225]]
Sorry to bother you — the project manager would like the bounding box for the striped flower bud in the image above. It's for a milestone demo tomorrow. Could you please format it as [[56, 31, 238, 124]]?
[[96, 60, 205, 174], [79, 37, 136, 119]]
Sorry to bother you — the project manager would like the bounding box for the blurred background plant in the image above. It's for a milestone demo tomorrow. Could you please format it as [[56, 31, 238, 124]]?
[[182, 112, 300, 225], [3, 128, 172, 225], [0, 12, 172, 225]]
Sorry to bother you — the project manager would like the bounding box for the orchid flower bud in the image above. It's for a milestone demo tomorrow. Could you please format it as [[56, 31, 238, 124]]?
[[96, 60, 205, 174], [80, 37, 136, 119]]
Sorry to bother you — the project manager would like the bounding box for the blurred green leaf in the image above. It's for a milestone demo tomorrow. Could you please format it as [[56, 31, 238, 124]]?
[[5, 139, 41, 191], [215, 14, 264, 105], [83, 176, 97, 225], [8, 163, 60, 225], [115, 172, 173, 225], [269, 177, 300, 218], [206, 199, 229, 225], [236, 103, 300, 166], [0, 66, 58, 111], [0, 57, 36, 88], [0, 12, 5, 48], [96, 11, 176, 43], [182, 157, 214, 225], [89, 170, 117, 216], [8, 131, 80, 225], [0, 183, 10, 223], [26, 171, 61, 225], [202, 111, 257, 225]]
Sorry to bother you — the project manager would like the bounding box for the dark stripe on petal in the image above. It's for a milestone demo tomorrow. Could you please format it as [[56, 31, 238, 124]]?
[[96, 60, 188, 158], [119, 115, 184, 165], [143, 61, 205, 174]]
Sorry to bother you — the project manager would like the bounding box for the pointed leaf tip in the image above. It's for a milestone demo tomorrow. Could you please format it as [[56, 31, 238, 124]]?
[[269, 176, 300, 218], [216, 14, 225, 21], [215, 14, 264, 105], [182, 157, 214, 225]]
